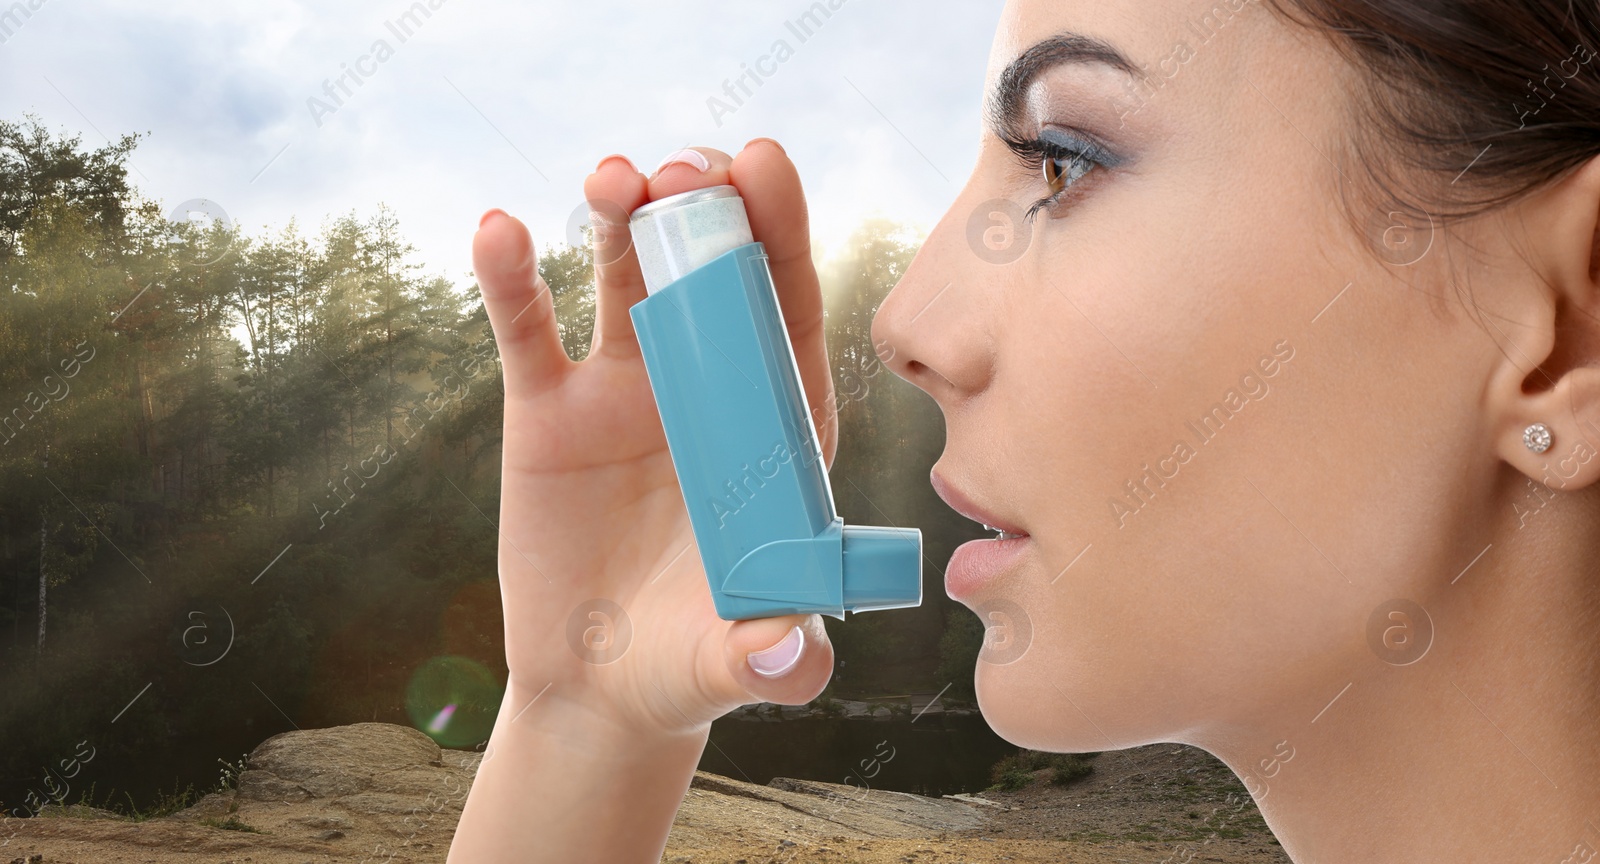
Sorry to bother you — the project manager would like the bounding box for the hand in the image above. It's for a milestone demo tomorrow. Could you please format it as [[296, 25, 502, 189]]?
[[470, 140, 838, 739]]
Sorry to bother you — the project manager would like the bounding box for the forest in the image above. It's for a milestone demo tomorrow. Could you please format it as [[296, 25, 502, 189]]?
[[0, 116, 988, 813]]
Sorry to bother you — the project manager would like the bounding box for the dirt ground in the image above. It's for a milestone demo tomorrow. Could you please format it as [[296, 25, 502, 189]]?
[[660, 743, 1289, 864], [2, 724, 1289, 863]]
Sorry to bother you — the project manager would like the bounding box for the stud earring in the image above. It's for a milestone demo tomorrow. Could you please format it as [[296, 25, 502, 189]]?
[[1523, 422, 1553, 454]]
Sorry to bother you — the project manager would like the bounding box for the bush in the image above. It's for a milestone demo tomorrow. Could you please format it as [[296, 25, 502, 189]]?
[[993, 768, 1035, 791], [988, 748, 1097, 791], [1051, 755, 1094, 786]]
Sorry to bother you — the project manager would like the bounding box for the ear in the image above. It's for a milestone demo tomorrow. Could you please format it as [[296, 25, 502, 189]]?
[[1485, 154, 1600, 492]]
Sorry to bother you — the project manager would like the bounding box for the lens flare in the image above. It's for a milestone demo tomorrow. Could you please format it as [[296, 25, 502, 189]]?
[[405, 656, 502, 748]]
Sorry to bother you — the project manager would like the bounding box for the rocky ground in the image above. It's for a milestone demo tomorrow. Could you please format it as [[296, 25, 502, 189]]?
[[2, 722, 1289, 863]]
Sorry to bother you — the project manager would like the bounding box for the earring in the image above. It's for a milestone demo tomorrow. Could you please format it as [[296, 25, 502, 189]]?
[[1523, 422, 1553, 454]]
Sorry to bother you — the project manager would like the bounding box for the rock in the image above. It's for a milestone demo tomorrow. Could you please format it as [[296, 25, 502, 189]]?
[[236, 770, 311, 803], [242, 722, 440, 801]]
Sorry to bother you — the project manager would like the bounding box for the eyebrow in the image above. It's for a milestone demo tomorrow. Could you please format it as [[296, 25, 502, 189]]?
[[984, 31, 1139, 136]]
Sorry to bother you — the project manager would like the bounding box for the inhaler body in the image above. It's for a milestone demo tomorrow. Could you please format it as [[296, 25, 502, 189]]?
[[625, 185, 922, 621]]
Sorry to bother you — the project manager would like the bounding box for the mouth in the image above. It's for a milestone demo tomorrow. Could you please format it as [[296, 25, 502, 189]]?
[[929, 468, 1030, 541]]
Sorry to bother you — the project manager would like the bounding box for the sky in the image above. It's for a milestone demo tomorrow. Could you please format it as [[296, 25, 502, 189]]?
[[0, 0, 1005, 291]]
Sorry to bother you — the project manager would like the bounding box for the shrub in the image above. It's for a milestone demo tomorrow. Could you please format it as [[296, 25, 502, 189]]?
[[1051, 755, 1094, 786], [988, 748, 1097, 790], [993, 768, 1035, 791]]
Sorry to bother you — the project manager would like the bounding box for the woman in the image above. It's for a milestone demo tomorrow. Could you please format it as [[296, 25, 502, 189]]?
[[448, 0, 1600, 860]]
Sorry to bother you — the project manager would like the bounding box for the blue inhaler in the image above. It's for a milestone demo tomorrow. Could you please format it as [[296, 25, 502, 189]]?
[[626, 185, 922, 621]]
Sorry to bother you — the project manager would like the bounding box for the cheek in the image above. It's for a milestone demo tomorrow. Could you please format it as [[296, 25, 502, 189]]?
[[975, 192, 1380, 732]]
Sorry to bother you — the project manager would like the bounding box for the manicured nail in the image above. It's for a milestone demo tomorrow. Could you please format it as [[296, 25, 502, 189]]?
[[747, 625, 804, 678], [479, 208, 507, 229], [595, 154, 639, 173], [653, 148, 711, 175], [743, 137, 785, 155]]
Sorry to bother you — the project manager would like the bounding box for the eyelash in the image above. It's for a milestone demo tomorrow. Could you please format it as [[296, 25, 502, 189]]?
[[1001, 129, 1118, 223]]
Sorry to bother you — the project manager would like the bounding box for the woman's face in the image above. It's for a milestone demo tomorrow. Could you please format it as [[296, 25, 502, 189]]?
[[873, 0, 1496, 751]]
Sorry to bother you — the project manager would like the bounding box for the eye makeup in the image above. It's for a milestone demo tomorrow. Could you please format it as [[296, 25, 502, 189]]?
[[998, 123, 1126, 223]]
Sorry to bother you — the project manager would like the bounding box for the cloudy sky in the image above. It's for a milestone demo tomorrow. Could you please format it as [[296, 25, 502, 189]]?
[[0, 0, 1004, 288]]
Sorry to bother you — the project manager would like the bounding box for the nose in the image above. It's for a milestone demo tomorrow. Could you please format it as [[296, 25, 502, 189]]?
[[871, 199, 998, 405]]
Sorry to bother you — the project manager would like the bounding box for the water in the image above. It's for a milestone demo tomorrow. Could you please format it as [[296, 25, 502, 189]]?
[[697, 712, 1017, 798]]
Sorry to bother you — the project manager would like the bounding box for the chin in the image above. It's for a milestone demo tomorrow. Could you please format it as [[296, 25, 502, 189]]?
[[973, 655, 1083, 752]]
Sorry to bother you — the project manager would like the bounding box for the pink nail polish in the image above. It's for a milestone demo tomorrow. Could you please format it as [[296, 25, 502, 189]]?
[[653, 148, 711, 175], [747, 625, 805, 677]]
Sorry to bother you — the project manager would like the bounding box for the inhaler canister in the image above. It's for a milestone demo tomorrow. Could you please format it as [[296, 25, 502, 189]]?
[[626, 185, 922, 621]]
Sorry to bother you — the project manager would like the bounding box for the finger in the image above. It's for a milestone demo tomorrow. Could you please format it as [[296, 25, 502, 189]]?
[[646, 146, 733, 202], [473, 210, 572, 398], [729, 139, 837, 465], [707, 614, 833, 708], [583, 156, 650, 359]]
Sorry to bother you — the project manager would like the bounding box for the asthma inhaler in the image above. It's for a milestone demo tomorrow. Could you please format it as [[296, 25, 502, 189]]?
[[626, 185, 922, 621]]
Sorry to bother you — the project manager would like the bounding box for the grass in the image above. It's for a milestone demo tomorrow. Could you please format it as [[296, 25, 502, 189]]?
[[45, 751, 259, 827], [986, 748, 1098, 791], [57, 779, 203, 822], [199, 815, 261, 833]]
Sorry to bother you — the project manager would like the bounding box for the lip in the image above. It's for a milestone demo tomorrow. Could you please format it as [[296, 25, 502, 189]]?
[[929, 469, 1028, 536]]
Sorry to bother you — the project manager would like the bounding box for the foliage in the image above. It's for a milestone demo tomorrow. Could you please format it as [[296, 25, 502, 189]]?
[[0, 115, 980, 812], [988, 748, 1098, 791]]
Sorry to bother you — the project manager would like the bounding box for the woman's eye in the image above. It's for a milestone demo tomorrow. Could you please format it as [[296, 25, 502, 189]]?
[[1002, 127, 1120, 223], [1042, 151, 1095, 199]]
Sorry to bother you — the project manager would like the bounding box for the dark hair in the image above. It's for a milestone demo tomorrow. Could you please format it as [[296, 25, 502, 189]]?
[[1266, 0, 1600, 224]]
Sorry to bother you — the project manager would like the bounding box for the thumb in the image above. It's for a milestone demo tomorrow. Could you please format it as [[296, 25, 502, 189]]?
[[715, 614, 834, 707]]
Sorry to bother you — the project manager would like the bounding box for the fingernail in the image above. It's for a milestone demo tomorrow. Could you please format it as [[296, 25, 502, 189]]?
[[479, 209, 507, 229], [595, 154, 639, 173], [747, 625, 804, 678], [743, 137, 785, 155], [653, 148, 711, 176]]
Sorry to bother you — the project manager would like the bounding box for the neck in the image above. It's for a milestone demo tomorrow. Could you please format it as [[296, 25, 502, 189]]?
[[1195, 491, 1600, 862]]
